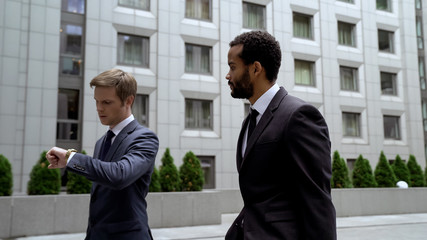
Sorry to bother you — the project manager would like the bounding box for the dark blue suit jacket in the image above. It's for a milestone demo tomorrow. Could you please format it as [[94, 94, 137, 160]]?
[[226, 87, 336, 240], [67, 120, 159, 240]]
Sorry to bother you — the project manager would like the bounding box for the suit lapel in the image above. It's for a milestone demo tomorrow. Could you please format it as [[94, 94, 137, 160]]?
[[237, 115, 250, 172], [239, 87, 288, 170]]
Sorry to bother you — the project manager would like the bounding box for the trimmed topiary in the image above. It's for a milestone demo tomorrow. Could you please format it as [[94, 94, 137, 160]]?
[[159, 148, 181, 192], [66, 150, 92, 194], [374, 151, 397, 187], [331, 150, 352, 188], [180, 151, 204, 191], [407, 155, 426, 187], [149, 166, 161, 192], [352, 154, 377, 188], [0, 154, 13, 196], [391, 155, 410, 186], [27, 151, 61, 195]]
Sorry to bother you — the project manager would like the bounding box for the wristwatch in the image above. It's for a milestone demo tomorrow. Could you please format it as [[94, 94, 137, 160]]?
[[65, 149, 77, 161]]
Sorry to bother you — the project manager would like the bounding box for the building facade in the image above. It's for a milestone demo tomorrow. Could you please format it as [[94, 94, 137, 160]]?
[[1, 0, 426, 193]]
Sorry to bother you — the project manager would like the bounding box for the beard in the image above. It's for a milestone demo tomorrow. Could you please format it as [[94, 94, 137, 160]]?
[[229, 69, 253, 99]]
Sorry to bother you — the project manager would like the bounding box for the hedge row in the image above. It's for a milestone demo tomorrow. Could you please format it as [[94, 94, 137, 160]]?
[[332, 150, 427, 188], [149, 148, 204, 192]]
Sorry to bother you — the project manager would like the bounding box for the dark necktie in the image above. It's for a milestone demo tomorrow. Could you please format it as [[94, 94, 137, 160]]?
[[247, 108, 259, 138], [100, 130, 115, 160]]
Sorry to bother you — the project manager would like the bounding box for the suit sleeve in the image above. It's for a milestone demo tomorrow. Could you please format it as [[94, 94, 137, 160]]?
[[286, 104, 337, 240], [67, 129, 159, 190]]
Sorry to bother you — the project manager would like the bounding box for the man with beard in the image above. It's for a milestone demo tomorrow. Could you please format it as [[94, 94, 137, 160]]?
[[225, 31, 336, 240]]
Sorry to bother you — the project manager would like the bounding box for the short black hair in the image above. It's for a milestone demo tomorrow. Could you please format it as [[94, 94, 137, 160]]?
[[229, 31, 281, 82]]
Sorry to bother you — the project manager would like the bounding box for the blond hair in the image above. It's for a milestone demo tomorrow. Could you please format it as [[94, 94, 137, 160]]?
[[90, 69, 137, 104]]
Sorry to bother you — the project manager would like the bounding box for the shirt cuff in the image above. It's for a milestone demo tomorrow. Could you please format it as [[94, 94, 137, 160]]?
[[67, 152, 76, 165]]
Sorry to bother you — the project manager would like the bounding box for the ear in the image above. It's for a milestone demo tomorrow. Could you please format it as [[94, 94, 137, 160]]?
[[253, 61, 263, 75], [126, 95, 135, 107]]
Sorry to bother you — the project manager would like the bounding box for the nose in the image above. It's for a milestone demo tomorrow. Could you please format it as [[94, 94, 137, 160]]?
[[226, 74, 230, 80]]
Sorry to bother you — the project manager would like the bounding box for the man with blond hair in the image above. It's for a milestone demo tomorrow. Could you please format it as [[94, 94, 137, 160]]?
[[47, 69, 159, 240]]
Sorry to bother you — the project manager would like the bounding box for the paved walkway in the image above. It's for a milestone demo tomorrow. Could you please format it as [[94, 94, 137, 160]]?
[[8, 213, 427, 240]]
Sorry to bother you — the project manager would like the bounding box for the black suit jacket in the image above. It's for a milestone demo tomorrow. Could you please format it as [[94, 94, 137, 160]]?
[[226, 87, 336, 240], [67, 120, 159, 240]]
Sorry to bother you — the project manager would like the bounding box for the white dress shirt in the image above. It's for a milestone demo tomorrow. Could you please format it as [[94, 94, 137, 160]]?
[[242, 84, 280, 155]]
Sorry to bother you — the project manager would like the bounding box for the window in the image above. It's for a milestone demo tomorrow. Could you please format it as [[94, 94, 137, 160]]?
[[57, 89, 80, 140], [416, 16, 424, 49], [378, 29, 394, 53], [419, 57, 426, 90], [293, 13, 313, 39], [117, 33, 149, 67], [244, 103, 250, 117], [380, 72, 397, 95], [185, 99, 213, 129], [118, 0, 149, 10], [295, 60, 315, 86], [60, 24, 83, 76], [242, 2, 266, 30], [198, 155, 215, 189], [338, 0, 354, 3], [185, 0, 211, 20], [346, 158, 356, 171], [422, 101, 427, 131], [338, 21, 356, 47], [383, 115, 400, 140], [61, 0, 85, 14], [132, 94, 149, 126], [119, 0, 149, 10], [377, 0, 391, 12], [185, 44, 211, 74], [340, 66, 358, 91], [416, 0, 422, 10], [342, 112, 361, 137]]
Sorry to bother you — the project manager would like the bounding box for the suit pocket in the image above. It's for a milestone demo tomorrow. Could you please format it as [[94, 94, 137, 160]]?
[[265, 210, 296, 222]]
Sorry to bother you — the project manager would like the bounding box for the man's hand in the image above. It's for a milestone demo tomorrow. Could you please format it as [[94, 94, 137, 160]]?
[[46, 147, 68, 169]]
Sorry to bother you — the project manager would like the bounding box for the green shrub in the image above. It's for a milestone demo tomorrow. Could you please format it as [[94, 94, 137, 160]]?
[[159, 148, 181, 192], [149, 166, 161, 192], [180, 151, 204, 191], [352, 154, 377, 188], [66, 150, 92, 194], [407, 155, 426, 187], [331, 150, 352, 188], [391, 155, 410, 186], [0, 154, 13, 196], [374, 151, 397, 187], [27, 151, 61, 195]]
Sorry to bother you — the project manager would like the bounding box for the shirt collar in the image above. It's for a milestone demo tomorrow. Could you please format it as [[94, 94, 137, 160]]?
[[251, 83, 280, 115], [110, 114, 134, 136]]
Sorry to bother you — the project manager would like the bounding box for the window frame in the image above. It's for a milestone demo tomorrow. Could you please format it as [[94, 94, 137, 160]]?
[[383, 115, 401, 140], [342, 112, 361, 137], [185, 43, 212, 75], [117, 33, 150, 68], [185, 98, 213, 130], [242, 1, 266, 30], [376, 0, 392, 12], [338, 21, 356, 47], [118, 0, 150, 11], [185, 0, 212, 21], [340, 66, 358, 92], [378, 29, 395, 53], [132, 94, 149, 127], [380, 71, 397, 96], [294, 59, 316, 86], [293, 12, 313, 40]]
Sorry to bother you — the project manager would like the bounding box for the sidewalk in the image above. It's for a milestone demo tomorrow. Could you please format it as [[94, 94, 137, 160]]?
[[8, 213, 427, 240]]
